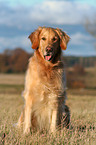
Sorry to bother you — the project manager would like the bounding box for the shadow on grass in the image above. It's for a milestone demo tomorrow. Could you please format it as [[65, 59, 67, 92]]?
[[77, 125, 95, 132]]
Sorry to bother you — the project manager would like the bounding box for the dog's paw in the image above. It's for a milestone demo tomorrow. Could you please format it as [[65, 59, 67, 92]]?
[[13, 122, 23, 128], [23, 127, 31, 134]]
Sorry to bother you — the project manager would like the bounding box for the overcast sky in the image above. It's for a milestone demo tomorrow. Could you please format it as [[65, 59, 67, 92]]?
[[0, 0, 96, 56]]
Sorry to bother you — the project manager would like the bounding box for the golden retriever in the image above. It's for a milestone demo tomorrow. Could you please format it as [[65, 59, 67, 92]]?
[[17, 27, 70, 134]]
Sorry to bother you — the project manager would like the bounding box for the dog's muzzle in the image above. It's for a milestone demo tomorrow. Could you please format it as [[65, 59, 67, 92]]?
[[44, 46, 53, 61]]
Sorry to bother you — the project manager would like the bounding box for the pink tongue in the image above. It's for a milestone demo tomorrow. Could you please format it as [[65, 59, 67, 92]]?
[[45, 55, 51, 61]]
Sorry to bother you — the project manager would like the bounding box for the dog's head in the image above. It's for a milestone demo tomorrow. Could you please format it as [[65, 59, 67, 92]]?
[[28, 27, 70, 62]]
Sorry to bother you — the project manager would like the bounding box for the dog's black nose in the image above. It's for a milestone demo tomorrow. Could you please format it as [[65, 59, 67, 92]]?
[[46, 47, 53, 53]]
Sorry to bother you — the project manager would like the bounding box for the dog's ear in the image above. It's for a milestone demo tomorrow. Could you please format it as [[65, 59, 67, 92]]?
[[28, 27, 43, 49], [55, 28, 70, 50]]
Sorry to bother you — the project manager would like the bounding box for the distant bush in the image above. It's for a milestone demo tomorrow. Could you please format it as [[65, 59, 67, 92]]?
[[0, 48, 32, 73], [73, 64, 85, 75], [67, 69, 85, 89], [69, 80, 85, 89]]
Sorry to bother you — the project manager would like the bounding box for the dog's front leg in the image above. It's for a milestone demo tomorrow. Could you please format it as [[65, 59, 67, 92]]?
[[17, 109, 24, 127], [50, 110, 57, 132], [24, 97, 33, 134]]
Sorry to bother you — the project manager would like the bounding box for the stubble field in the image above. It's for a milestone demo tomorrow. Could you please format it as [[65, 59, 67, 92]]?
[[0, 67, 96, 145]]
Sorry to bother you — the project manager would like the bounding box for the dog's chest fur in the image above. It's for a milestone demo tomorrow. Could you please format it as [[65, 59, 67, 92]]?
[[29, 56, 66, 99]]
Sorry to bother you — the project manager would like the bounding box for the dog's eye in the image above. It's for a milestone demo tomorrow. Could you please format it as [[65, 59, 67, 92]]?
[[42, 37, 46, 41], [52, 37, 57, 42]]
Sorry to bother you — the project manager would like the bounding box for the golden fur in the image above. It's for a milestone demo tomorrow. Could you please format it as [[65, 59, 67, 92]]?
[[17, 27, 70, 133]]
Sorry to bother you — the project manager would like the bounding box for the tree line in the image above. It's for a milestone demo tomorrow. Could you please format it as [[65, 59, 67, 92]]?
[[0, 48, 96, 73], [0, 48, 31, 73]]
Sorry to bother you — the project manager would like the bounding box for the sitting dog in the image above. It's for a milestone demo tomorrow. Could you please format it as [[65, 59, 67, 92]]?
[[17, 27, 70, 133]]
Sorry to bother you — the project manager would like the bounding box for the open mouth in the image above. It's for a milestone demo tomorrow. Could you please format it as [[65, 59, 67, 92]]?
[[44, 54, 53, 61], [44, 46, 54, 61]]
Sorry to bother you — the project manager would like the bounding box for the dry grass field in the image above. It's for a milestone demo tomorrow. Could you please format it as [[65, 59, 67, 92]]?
[[0, 67, 96, 145]]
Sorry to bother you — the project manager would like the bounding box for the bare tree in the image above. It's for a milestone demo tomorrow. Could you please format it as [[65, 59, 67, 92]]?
[[85, 15, 96, 51], [85, 16, 96, 38]]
